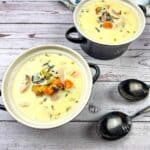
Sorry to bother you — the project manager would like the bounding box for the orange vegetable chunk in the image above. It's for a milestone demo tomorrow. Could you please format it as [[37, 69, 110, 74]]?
[[64, 80, 73, 89], [103, 21, 113, 29], [44, 86, 55, 95], [52, 79, 64, 89]]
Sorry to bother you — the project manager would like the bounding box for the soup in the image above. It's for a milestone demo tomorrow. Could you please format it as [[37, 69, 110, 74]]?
[[11, 52, 83, 122], [77, 0, 139, 44]]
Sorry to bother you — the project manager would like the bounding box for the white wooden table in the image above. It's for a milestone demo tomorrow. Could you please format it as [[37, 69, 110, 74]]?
[[0, 0, 150, 149]]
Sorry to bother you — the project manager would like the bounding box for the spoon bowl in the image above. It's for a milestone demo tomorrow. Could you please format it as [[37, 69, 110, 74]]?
[[97, 106, 150, 140], [118, 79, 149, 101], [97, 112, 132, 140]]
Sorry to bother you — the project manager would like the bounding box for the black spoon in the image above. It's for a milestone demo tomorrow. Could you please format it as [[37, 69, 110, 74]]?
[[118, 79, 150, 101], [96, 106, 150, 140]]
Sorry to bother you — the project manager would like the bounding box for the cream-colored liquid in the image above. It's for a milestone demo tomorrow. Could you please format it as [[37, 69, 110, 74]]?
[[12, 53, 83, 122], [77, 0, 139, 44]]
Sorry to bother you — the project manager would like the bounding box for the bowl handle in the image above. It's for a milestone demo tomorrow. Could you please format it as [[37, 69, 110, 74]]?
[[139, 5, 150, 16], [0, 91, 6, 111], [65, 26, 86, 43], [88, 63, 100, 84]]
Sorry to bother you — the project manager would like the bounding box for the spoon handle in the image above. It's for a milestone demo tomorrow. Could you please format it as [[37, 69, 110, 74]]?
[[131, 106, 150, 119]]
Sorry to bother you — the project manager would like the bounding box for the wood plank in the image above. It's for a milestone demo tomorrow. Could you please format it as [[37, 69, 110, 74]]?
[[0, 1, 68, 11], [0, 24, 149, 39], [1, 0, 57, 1], [0, 82, 150, 121], [0, 24, 148, 49], [0, 37, 149, 50], [0, 1, 149, 24], [0, 22, 149, 83], [1, 48, 150, 82], [0, 122, 150, 150], [0, 0, 149, 148], [0, 1, 73, 24]]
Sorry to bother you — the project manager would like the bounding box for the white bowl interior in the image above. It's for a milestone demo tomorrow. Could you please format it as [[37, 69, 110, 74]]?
[[74, 0, 146, 45], [2, 45, 93, 128]]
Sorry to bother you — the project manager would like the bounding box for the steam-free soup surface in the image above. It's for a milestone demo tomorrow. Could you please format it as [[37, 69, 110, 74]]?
[[12, 53, 83, 122], [77, 0, 139, 44]]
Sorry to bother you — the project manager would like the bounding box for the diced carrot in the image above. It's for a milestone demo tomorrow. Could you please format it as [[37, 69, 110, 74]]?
[[52, 79, 61, 85], [49, 87, 54, 95], [32, 78, 74, 96], [64, 80, 73, 89], [103, 21, 113, 29], [43, 87, 50, 95], [52, 79, 64, 89], [44, 87, 55, 95]]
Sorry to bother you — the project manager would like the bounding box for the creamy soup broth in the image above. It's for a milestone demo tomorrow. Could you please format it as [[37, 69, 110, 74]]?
[[77, 0, 139, 44], [11, 52, 83, 122]]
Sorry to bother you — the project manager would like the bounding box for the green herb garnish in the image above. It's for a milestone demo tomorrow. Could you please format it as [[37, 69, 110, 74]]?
[[50, 114, 53, 118], [51, 105, 54, 110], [43, 98, 47, 102], [43, 60, 51, 66], [66, 106, 71, 112], [40, 98, 47, 104], [45, 52, 50, 57], [95, 27, 100, 32], [65, 93, 69, 97], [113, 38, 117, 42], [56, 113, 61, 116], [100, 24, 103, 28], [65, 90, 70, 97]]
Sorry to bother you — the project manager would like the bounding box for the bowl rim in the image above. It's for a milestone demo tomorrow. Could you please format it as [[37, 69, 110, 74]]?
[[1, 44, 93, 129]]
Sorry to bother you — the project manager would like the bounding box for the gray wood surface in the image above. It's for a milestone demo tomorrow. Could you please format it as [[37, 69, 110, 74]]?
[[1, 122, 150, 150], [0, 0, 150, 149]]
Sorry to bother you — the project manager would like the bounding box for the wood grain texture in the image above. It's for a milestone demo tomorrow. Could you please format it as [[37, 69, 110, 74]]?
[[0, 0, 149, 149], [0, 1, 73, 23], [1, 49, 150, 82], [0, 82, 150, 121], [0, 24, 148, 50], [0, 24, 149, 83], [0, 122, 150, 150], [0, 1, 149, 24]]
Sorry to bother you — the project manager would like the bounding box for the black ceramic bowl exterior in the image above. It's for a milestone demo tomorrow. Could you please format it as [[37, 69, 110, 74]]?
[[66, 27, 130, 60]]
